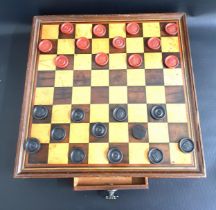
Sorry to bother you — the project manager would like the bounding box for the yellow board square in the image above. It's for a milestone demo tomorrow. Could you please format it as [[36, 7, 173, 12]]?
[[91, 70, 109, 86], [127, 69, 145, 86], [69, 123, 89, 143], [144, 53, 163, 69], [109, 86, 127, 104], [164, 68, 183, 86], [167, 104, 188, 123], [41, 25, 59, 39], [38, 55, 56, 71], [72, 87, 91, 104], [109, 53, 127, 70], [51, 105, 71, 123], [75, 24, 92, 39], [48, 143, 69, 164], [88, 143, 109, 164], [31, 124, 51, 143], [109, 123, 129, 142], [128, 104, 147, 122], [146, 86, 166, 103], [54, 70, 73, 87], [74, 54, 92, 70], [109, 23, 126, 38], [34, 87, 54, 105], [161, 37, 180, 52], [92, 38, 109, 54], [148, 123, 169, 143], [143, 22, 160, 37], [170, 143, 193, 164], [129, 143, 150, 164], [57, 39, 75, 54], [90, 104, 109, 122], [126, 38, 144, 53]]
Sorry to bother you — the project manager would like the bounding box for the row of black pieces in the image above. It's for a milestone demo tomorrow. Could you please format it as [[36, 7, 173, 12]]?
[[33, 105, 166, 122], [25, 138, 195, 164]]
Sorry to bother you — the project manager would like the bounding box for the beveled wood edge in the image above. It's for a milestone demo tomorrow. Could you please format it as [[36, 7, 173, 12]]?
[[13, 13, 206, 179]]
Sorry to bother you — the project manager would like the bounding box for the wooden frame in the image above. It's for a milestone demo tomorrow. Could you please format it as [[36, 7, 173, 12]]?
[[14, 13, 206, 179]]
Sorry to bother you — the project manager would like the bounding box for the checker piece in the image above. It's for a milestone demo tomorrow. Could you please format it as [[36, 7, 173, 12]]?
[[70, 148, 86, 163], [128, 54, 143, 68], [71, 108, 85, 122], [147, 37, 161, 50], [92, 123, 107, 138], [164, 55, 179, 68], [93, 24, 106, 37], [113, 106, 127, 122], [51, 127, 66, 141], [126, 22, 140, 35], [112, 36, 125, 49], [38, 39, 53, 53], [132, 125, 146, 140], [95, 53, 109, 66], [148, 148, 163, 164], [33, 105, 48, 120], [179, 138, 194, 153], [76, 37, 90, 50], [60, 22, 74, 35], [25, 138, 41, 153], [54, 55, 69, 68], [165, 23, 178, 35], [150, 105, 166, 120], [108, 148, 123, 164]]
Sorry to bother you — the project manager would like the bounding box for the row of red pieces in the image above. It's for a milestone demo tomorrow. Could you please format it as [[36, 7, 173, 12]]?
[[54, 53, 179, 69], [39, 36, 162, 53], [60, 22, 178, 37]]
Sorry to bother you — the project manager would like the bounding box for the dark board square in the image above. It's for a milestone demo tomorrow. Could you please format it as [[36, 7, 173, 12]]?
[[92, 24, 109, 38], [168, 123, 189, 142], [127, 53, 144, 69], [92, 54, 109, 70], [144, 38, 161, 52], [145, 69, 164, 86], [37, 71, 55, 87], [126, 22, 143, 38], [38, 39, 57, 54], [109, 70, 127, 86], [90, 123, 109, 143], [32, 105, 52, 124], [128, 123, 148, 142], [56, 55, 74, 70], [109, 143, 129, 164], [68, 143, 88, 164], [109, 104, 128, 122], [91, 87, 109, 104], [147, 104, 167, 122], [28, 144, 48, 164], [73, 70, 91, 86], [58, 24, 75, 39], [71, 104, 90, 123], [75, 39, 92, 54], [162, 52, 181, 68], [109, 39, 126, 53], [160, 21, 179, 37], [165, 86, 185, 103], [54, 87, 72, 104], [128, 86, 146, 103], [50, 123, 70, 143]]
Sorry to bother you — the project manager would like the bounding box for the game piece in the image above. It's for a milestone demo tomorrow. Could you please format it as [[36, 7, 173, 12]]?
[[92, 123, 107, 138], [54, 55, 69, 68], [95, 53, 109, 66], [128, 54, 143, 67], [150, 105, 166, 120], [147, 37, 161, 50], [108, 148, 123, 164], [132, 125, 146, 140], [51, 127, 66, 141], [60, 22, 74, 35], [112, 36, 125, 49], [112, 106, 127, 122], [126, 22, 140, 35], [179, 138, 194, 153], [165, 23, 178, 35], [148, 148, 163, 164], [25, 138, 40, 153], [33, 105, 48, 120], [71, 108, 85, 122], [76, 37, 90, 50], [164, 55, 179, 68], [93, 24, 106, 37], [70, 148, 86, 163], [38, 39, 53, 53]]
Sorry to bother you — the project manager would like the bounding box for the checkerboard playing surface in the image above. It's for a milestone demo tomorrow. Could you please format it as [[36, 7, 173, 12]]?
[[15, 14, 205, 178]]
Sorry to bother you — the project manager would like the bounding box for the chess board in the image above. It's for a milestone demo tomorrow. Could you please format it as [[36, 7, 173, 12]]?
[[14, 13, 205, 178]]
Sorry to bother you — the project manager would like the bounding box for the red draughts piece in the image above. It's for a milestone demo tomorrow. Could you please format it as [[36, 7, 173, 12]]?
[[54, 55, 69, 68], [112, 36, 125, 49], [164, 55, 179, 68], [93, 24, 106, 37], [38, 40, 53, 53], [95, 53, 109, 66], [126, 22, 140, 35], [165, 23, 178, 35], [76, 37, 90, 50], [128, 54, 143, 68], [60, 22, 74, 35], [147, 37, 161, 50]]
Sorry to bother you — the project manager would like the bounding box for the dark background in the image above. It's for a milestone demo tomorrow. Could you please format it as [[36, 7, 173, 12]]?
[[0, 0, 216, 209]]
